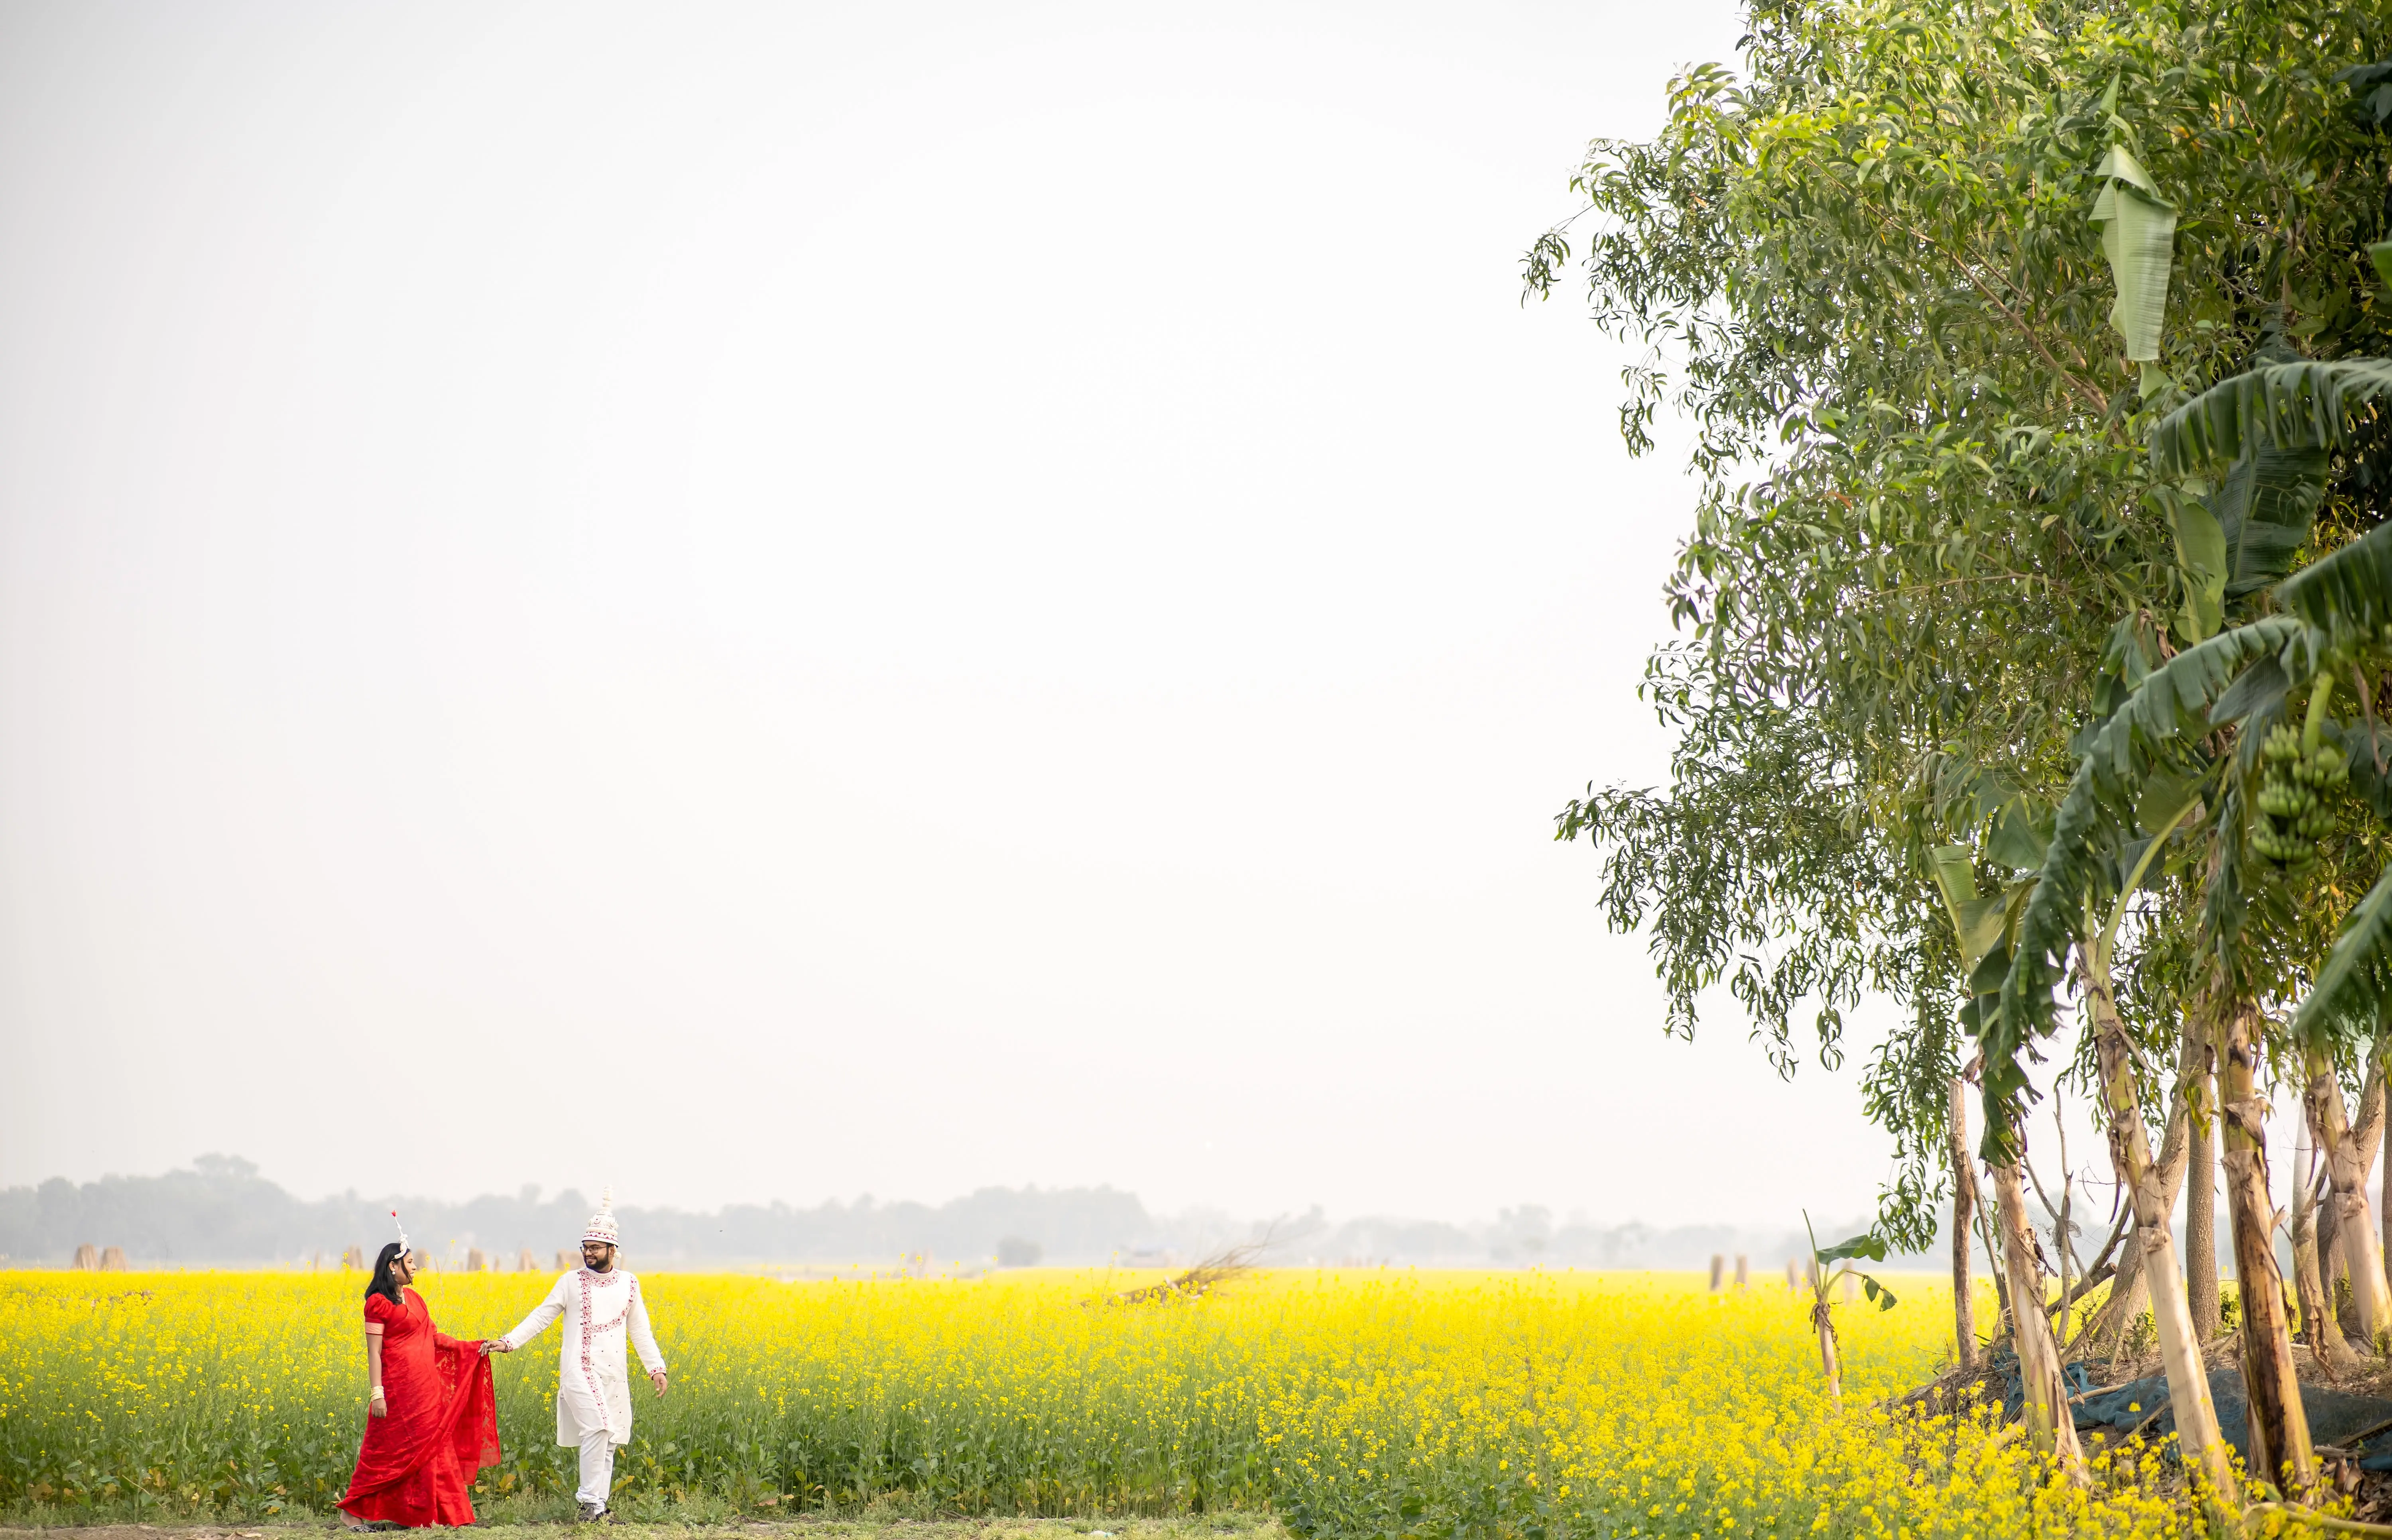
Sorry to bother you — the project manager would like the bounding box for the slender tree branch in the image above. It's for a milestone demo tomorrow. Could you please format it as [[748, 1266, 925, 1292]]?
[[1871, 207, 2113, 417]]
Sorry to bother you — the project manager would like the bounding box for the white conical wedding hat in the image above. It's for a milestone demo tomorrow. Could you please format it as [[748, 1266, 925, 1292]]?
[[582, 1186, 620, 1245]]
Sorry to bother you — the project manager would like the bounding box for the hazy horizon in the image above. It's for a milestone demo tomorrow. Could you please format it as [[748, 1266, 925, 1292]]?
[[4, 1149, 1864, 1232], [4, 1151, 1909, 1273]]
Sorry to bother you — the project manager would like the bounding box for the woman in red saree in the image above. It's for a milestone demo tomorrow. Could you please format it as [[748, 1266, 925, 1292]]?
[[339, 1243, 504, 1529]]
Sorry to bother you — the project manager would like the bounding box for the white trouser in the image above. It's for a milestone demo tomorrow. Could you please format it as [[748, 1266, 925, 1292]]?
[[575, 1427, 617, 1509]]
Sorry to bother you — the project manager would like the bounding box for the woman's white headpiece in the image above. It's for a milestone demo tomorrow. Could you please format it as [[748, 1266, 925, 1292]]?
[[389, 1208, 410, 1252]]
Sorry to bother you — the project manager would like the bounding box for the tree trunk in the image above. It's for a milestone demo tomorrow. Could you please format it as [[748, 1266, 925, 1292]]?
[[2090, 980, 2238, 1498], [2100, 1269, 2150, 1369], [2364, 1061, 2388, 1174], [2319, 1162, 2342, 1303], [2294, 1118, 2358, 1372], [2081, 1012, 2204, 1354], [2220, 1000, 2316, 1497], [2358, 1062, 2386, 1334], [2189, 1055, 2222, 1342], [1991, 1157, 2087, 1481], [1949, 1075, 1979, 1369], [2360, 1056, 2392, 1325], [1814, 1293, 1841, 1410], [2307, 1048, 2392, 1355], [1979, 1201, 2012, 1337], [2329, 1066, 2384, 1308]]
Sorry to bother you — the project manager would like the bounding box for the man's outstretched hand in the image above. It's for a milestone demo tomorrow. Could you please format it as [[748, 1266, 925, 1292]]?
[[649, 1369, 669, 1397], [479, 1339, 512, 1356]]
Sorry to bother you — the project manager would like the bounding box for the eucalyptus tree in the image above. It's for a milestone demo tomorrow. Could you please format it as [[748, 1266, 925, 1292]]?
[[1535, 0, 2392, 1440]]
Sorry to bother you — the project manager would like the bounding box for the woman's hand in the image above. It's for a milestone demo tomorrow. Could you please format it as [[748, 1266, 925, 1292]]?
[[369, 1389, 388, 1418], [479, 1339, 509, 1356]]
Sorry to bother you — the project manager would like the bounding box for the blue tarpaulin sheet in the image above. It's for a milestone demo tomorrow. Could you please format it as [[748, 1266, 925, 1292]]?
[[2011, 1356, 2392, 1471]]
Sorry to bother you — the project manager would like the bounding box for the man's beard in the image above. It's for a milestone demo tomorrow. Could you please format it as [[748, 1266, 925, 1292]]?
[[584, 1251, 612, 1272]]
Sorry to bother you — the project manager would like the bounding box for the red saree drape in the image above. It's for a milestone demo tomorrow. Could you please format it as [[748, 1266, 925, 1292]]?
[[340, 1287, 501, 1527]]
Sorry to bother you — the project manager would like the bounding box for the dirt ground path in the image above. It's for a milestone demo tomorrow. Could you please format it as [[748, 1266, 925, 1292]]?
[[1, 1521, 1289, 1540]]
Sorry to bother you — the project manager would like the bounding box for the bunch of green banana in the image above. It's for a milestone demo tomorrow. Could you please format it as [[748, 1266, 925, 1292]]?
[[2252, 722, 2346, 871]]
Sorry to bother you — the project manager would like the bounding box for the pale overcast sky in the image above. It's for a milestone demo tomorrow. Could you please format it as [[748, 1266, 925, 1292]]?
[[0, 0, 1965, 1227]]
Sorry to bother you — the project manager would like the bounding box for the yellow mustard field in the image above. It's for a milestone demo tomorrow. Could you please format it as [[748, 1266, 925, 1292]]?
[[0, 1267, 2206, 1536]]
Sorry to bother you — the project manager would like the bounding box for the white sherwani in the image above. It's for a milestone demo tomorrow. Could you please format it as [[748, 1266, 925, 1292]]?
[[504, 1268, 666, 1447]]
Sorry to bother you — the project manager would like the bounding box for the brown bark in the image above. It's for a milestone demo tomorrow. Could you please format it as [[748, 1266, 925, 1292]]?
[[2318, 1070, 2380, 1308], [2090, 981, 2239, 1498], [2220, 1000, 2316, 1496], [2187, 1019, 2223, 1342], [2188, 1107, 2221, 1340], [2099, 1270, 2149, 1370], [2357, 1057, 2392, 1306], [1949, 1075, 1978, 1369], [2325, 1069, 2378, 1302], [2081, 1013, 2204, 1354], [2085, 1194, 2156, 1357], [1977, 1203, 2012, 1336], [2308, 1048, 2392, 1353], [2293, 1120, 2358, 1372], [2319, 1167, 2342, 1299], [1991, 1156, 2087, 1482], [2383, 1085, 2392, 1323], [2361, 1062, 2388, 1332], [2359, 1059, 2386, 1169], [1813, 1293, 1841, 1410]]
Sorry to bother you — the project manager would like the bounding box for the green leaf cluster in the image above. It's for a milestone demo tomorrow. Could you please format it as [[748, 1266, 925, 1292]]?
[[1805, 1215, 1900, 1310], [1539, 0, 2392, 1238]]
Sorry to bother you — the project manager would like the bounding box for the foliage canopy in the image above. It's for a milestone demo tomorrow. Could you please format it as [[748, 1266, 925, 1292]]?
[[1538, 0, 2392, 1238]]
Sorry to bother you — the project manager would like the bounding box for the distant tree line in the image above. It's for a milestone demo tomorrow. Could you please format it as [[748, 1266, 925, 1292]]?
[[0, 1156, 1886, 1271], [0, 1155, 1153, 1267]]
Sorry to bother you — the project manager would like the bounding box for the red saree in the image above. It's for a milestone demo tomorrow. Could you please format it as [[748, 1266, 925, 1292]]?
[[339, 1287, 501, 1527]]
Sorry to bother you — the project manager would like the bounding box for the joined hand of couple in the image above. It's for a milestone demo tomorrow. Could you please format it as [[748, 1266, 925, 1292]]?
[[463, 1339, 661, 1395]]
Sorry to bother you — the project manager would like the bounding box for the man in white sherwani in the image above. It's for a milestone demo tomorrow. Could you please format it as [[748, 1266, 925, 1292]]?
[[492, 1191, 667, 1523]]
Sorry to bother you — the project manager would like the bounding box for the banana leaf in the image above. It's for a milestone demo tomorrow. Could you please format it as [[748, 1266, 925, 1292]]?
[[1987, 616, 2302, 1153], [2152, 358, 2392, 475], [2088, 145, 2176, 363]]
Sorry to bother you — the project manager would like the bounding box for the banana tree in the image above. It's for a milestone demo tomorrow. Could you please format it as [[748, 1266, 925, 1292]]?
[[1975, 614, 2268, 1495], [2164, 347, 2392, 1363], [1993, 348, 2392, 1495], [2291, 1114, 2359, 1371], [2075, 1012, 2210, 1359], [1987, 604, 2315, 1493], [1800, 1215, 1899, 1413], [1927, 847, 2030, 1374]]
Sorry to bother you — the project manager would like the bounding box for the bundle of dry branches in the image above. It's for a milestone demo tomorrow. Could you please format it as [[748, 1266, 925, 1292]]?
[[1093, 1221, 1292, 1306]]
